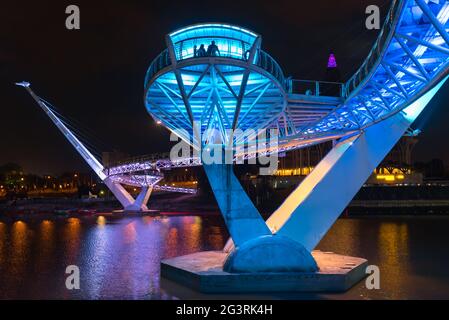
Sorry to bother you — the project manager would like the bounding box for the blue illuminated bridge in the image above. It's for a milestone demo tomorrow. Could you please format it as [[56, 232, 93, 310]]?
[[18, 0, 449, 281], [144, 22, 343, 152], [20, 0, 449, 221], [110, 0, 449, 176]]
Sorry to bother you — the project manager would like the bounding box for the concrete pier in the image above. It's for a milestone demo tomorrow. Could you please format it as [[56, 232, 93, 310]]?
[[161, 250, 368, 293]]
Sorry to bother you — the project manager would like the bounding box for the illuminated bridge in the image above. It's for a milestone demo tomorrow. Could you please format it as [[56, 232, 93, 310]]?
[[19, 0, 449, 274], [107, 0, 449, 175]]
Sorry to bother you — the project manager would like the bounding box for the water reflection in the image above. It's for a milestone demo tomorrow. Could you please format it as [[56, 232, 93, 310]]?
[[0, 222, 5, 266], [377, 222, 409, 299], [63, 218, 81, 263], [36, 220, 55, 273], [0, 215, 448, 299], [11, 221, 29, 277]]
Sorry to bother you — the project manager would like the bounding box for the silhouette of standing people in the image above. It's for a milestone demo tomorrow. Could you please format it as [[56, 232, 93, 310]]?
[[196, 44, 206, 57], [206, 41, 220, 57], [193, 45, 198, 57]]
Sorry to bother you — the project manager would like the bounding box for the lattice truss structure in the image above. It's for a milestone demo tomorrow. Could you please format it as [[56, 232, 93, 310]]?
[[109, 1, 449, 177], [294, 0, 449, 137], [144, 23, 286, 148], [146, 64, 285, 145], [21, 1, 449, 195]]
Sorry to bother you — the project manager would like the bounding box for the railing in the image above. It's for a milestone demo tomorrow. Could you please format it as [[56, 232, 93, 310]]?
[[254, 49, 285, 88], [287, 79, 344, 97], [107, 152, 172, 169], [144, 49, 171, 86], [343, 0, 403, 98], [144, 45, 287, 89], [173, 38, 250, 61]]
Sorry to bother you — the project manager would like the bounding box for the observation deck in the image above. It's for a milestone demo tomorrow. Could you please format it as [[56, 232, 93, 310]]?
[[144, 23, 287, 146], [21, 0, 449, 212], [144, 1, 449, 155]]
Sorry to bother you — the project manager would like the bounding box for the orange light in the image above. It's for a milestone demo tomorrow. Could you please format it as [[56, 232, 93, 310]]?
[[377, 174, 395, 181]]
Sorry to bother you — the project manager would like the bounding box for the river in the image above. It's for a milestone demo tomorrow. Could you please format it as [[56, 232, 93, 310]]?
[[0, 214, 448, 299]]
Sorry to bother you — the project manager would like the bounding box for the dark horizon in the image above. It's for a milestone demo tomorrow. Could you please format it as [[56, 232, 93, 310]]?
[[1, 0, 449, 175]]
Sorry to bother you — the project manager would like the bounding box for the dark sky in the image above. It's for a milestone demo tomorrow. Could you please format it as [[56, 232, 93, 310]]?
[[1, 0, 448, 174]]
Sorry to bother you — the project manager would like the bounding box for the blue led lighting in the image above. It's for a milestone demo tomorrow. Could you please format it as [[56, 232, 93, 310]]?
[[168, 23, 259, 62], [145, 1, 449, 149]]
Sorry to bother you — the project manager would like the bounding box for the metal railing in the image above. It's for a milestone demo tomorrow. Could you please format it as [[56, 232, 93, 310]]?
[[144, 46, 286, 89], [107, 152, 172, 169], [343, 0, 403, 98], [254, 49, 285, 87], [144, 49, 171, 86], [173, 38, 251, 61], [287, 79, 344, 97]]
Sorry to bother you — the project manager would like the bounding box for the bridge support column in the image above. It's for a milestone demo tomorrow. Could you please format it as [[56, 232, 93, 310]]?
[[267, 76, 449, 251], [18, 83, 156, 213], [103, 177, 135, 209], [124, 186, 153, 212], [203, 162, 317, 273], [103, 178, 153, 212]]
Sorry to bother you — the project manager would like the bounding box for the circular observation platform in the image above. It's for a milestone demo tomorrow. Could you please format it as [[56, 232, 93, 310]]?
[[144, 23, 287, 146]]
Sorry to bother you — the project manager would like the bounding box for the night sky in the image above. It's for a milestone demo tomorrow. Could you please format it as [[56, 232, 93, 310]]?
[[1, 0, 448, 175]]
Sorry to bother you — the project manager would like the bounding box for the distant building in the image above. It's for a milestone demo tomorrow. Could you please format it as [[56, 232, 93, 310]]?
[[325, 52, 342, 83], [366, 134, 423, 185], [271, 133, 423, 187]]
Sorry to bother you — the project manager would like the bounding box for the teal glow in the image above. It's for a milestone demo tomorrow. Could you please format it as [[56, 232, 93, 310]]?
[[169, 23, 258, 61], [169, 23, 257, 39]]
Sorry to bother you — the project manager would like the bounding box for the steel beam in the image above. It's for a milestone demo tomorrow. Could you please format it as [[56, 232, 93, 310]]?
[[267, 75, 449, 251]]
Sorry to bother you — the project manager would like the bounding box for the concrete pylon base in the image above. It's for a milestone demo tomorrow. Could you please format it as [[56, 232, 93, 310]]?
[[223, 235, 317, 273], [161, 250, 368, 293]]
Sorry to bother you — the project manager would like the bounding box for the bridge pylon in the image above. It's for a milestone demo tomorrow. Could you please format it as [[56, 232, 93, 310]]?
[[16, 82, 158, 213]]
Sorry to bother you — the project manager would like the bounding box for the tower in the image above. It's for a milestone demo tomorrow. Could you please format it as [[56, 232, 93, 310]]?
[[325, 52, 342, 82]]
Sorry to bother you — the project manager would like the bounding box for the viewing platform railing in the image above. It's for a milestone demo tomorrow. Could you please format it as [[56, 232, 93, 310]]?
[[144, 49, 171, 86], [286, 79, 345, 98], [107, 152, 171, 169], [144, 47, 286, 89], [254, 49, 285, 88]]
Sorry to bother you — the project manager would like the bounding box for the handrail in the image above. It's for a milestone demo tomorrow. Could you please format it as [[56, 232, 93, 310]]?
[[108, 152, 172, 168], [144, 47, 286, 89], [254, 49, 286, 88], [287, 79, 344, 97], [343, 0, 403, 98], [144, 49, 171, 87]]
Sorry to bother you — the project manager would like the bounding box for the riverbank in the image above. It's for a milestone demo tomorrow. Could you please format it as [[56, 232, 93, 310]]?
[[0, 192, 221, 219], [2, 186, 449, 218]]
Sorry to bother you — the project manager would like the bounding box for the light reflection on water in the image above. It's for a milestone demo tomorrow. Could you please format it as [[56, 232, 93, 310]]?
[[0, 215, 448, 299], [0, 215, 226, 299]]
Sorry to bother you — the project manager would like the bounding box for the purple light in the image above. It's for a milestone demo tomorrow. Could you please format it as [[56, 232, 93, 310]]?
[[327, 53, 337, 68]]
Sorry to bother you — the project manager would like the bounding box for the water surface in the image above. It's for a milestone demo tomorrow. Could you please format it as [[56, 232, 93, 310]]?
[[0, 214, 448, 299]]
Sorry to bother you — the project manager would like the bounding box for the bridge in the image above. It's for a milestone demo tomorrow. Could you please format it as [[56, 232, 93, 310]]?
[[18, 0, 449, 285]]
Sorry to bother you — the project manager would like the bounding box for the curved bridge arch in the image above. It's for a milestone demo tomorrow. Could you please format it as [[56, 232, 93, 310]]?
[[299, 0, 449, 138]]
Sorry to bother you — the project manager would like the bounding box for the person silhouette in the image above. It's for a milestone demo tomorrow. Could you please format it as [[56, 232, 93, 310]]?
[[193, 45, 198, 57], [206, 41, 220, 57], [197, 44, 206, 57]]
